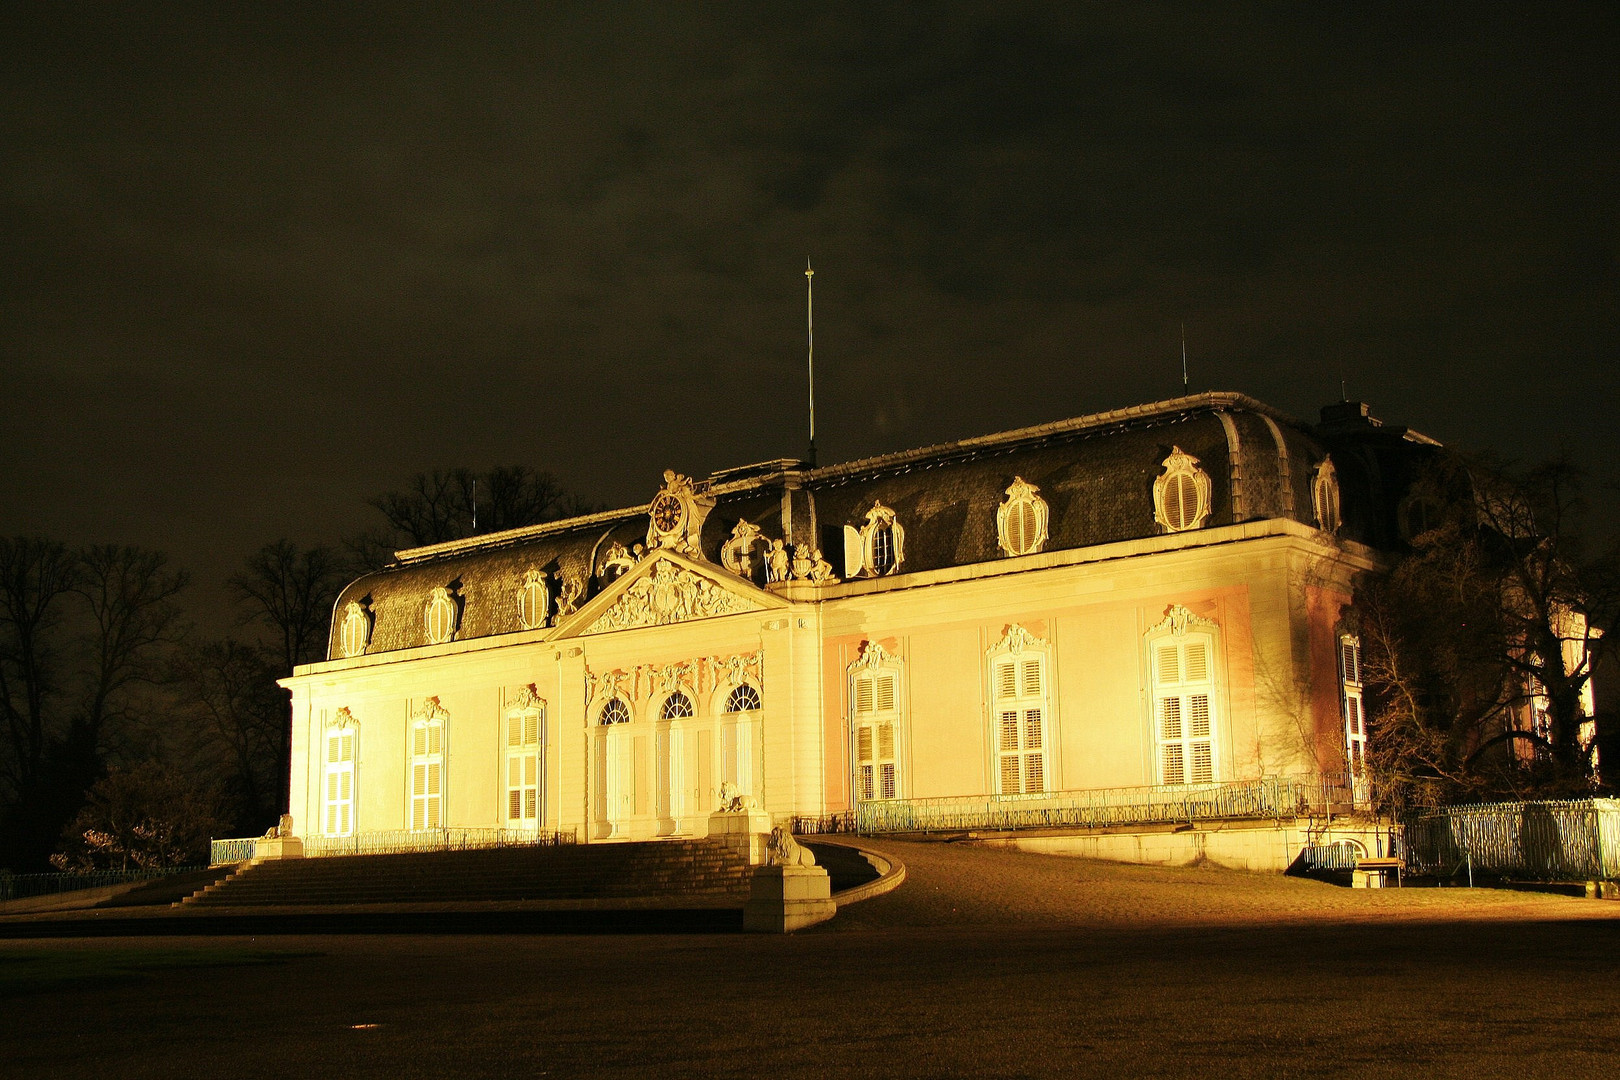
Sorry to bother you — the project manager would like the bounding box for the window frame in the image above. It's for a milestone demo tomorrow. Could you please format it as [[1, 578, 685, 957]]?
[[1313, 459, 1342, 533], [504, 692, 545, 829], [986, 626, 1053, 795], [848, 641, 904, 802], [322, 709, 359, 838], [409, 698, 448, 831], [1145, 606, 1223, 786]]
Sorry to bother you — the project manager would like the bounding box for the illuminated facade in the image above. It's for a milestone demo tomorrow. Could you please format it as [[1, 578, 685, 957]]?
[[281, 392, 1439, 844]]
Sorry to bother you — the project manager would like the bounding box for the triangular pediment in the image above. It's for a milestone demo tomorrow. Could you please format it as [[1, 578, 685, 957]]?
[[555, 550, 786, 637]]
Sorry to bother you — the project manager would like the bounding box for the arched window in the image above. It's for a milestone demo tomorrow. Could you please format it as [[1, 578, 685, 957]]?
[[1153, 447, 1212, 533], [724, 683, 761, 713], [1146, 607, 1220, 785], [661, 692, 694, 720], [599, 698, 631, 725], [1313, 459, 1342, 533], [339, 601, 371, 658], [322, 709, 358, 837], [987, 626, 1050, 795], [409, 699, 447, 830], [996, 477, 1050, 557], [849, 642, 903, 801], [517, 568, 550, 631], [424, 586, 459, 645]]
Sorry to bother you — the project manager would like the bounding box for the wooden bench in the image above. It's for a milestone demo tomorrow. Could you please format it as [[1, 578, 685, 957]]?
[[1352, 856, 1403, 888]]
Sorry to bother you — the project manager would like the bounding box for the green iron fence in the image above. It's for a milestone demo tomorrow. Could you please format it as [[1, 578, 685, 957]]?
[[1403, 799, 1620, 880], [0, 865, 204, 903], [853, 773, 1354, 835]]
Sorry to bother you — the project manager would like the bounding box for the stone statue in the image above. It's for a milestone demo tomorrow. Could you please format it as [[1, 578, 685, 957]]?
[[765, 540, 790, 583], [599, 542, 635, 580], [766, 825, 816, 868], [555, 577, 583, 617], [716, 780, 755, 813], [790, 543, 813, 580], [808, 549, 837, 583]]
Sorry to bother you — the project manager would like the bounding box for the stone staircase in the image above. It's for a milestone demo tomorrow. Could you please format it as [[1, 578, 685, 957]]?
[[181, 840, 756, 908]]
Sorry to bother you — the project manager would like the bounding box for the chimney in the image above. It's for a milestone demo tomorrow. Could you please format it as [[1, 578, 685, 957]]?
[[1317, 400, 1381, 435]]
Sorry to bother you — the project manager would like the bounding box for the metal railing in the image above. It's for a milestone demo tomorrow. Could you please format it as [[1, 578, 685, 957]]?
[[1297, 841, 1365, 872], [0, 865, 204, 903], [302, 827, 577, 858], [1403, 798, 1620, 881], [854, 773, 1355, 835], [210, 837, 259, 866]]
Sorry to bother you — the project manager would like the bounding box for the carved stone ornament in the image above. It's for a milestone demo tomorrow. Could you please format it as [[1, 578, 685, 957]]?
[[1153, 447, 1213, 533], [996, 477, 1050, 557], [765, 539, 790, 583], [517, 568, 550, 631], [1148, 604, 1218, 638], [554, 576, 583, 618], [645, 469, 714, 557], [720, 519, 764, 578], [414, 695, 449, 722], [598, 542, 636, 581], [582, 557, 758, 634], [807, 550, 837, 584], [332, 706, 358, 730], [508, 683, 545, 712], [847, 639, 899, 674], [986, 624, 1047, 657]]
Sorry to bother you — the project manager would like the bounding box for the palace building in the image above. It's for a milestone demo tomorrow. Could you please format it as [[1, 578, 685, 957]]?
[[280, 391, 1440, 847]]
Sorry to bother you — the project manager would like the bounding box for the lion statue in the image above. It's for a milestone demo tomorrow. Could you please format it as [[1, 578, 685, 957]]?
[[716, 781, 755, 814], [766, 825, 816, 868]]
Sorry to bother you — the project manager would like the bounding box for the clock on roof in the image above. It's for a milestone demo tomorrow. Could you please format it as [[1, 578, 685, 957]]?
[[645, 469, 715, 557]]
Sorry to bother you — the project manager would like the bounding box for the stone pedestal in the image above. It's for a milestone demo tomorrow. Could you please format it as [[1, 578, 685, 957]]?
[[251, 836, 304, 862], [743, 864, 836, 933], [708, 808, 774, 865]]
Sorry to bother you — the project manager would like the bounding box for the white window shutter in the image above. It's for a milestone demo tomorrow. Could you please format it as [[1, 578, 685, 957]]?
[[843, 526, 863, 578]]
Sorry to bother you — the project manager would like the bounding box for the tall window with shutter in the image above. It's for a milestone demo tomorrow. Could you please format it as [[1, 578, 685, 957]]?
[[322, 718, 357, 837], [848, 642, 903, 802], [1339, 634, 1365, 778], [1148, 615, 1219, 786], [991, 650, 1048, 795], [506, 707, 543, 827], [410, 706, 446, 831], [1153, 447, 1213, 533]]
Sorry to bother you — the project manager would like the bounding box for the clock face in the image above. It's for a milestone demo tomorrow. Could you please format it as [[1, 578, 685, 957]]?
[[651, 493, 684, 534]]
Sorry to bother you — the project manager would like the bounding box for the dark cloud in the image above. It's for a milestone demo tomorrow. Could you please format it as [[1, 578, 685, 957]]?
[[2, 2, 1617, 627]]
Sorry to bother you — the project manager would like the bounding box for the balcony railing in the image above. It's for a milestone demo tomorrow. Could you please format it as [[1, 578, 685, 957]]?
[[302, 827, 577, 858], [853, 773, 1355, 835]]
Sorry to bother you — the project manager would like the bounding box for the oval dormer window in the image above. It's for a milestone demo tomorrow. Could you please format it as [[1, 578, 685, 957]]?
[[425, 586, 459, 645], [517, 568, 549, 631], [339, 601, 371, 658], [1153, 447, 1212, 533]]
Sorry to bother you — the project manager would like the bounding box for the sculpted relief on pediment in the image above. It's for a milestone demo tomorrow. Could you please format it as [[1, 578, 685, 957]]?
[[581, 558, 760, 634]]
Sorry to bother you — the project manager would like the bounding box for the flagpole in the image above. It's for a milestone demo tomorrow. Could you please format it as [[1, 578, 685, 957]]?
[[806, 261, 816, 466]]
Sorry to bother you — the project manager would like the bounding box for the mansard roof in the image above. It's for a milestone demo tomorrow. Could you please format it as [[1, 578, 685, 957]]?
[[327, 391, 1438, 659]]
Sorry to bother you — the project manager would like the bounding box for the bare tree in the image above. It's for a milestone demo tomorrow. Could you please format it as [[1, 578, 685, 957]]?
[[353, 465, 594, 570], [1357, 455, 1618, 807], [229, 540, 350, 673], [0, 537, 79, 800]]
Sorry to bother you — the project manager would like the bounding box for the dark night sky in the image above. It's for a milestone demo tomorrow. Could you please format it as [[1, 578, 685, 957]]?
[[3, 3, 1617, 629]]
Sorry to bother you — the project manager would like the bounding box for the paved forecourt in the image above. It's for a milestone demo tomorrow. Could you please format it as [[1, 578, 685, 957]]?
[[2, 840, 1617, 1079]]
